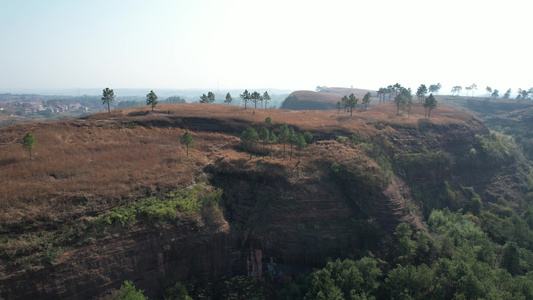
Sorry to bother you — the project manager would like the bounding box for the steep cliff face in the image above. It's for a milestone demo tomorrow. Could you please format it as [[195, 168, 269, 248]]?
[[204, 115, 498, 280], [1, 221, 239, 300]]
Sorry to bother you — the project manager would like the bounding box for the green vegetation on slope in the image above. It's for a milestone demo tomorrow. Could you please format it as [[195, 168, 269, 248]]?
[[279, 209, 533, 299], [0, 184, 222, 271], [96, 184, 221, 227]]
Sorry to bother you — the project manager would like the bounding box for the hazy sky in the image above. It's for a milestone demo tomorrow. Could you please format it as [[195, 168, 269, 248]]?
[[1, 0, 531, 94]]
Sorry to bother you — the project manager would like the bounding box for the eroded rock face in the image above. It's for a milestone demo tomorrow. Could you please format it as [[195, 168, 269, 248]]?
[[207, 151, 423, 278], [1, 223, 239, 300]]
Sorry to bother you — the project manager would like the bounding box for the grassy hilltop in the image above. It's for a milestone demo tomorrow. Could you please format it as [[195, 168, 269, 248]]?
[[2, 98, 533, 299]]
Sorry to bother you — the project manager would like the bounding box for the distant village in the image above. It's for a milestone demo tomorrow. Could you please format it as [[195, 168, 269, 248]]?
[[0, 100, 94, 118], [13, 102, 90, 115], [0, 94, 105, 127]]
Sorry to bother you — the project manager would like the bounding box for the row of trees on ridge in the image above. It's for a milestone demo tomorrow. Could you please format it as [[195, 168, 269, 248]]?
[[376, 83, 441, 103], [239, 90, 271, 110], [198, 90, 272, 109], [373, 83, 438, 119], [450, 84, 533, 101], [101, 88, 160, 113], [335, 92, 372, 117], [241, 117, 312, 161], [178, 117, 313, 162]]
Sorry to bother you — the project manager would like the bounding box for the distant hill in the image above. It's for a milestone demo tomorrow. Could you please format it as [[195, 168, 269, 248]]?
[[280, 87, 377, 110]]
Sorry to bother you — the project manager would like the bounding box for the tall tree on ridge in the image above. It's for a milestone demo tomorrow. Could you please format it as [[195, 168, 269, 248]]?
[[207, 91, 215, 103], [268, 130, 277, 159], [21, 132, 37, 160], [346, 93, 359, 117], [377, 88, 383, 102], [288, 127, 296, 160], [263, 91, 271, 109], [451, 86, 462, 96], [362, 92, 371, 111], [465, 85, 472, 97], [295, 133, 307, 162], [199, 92, 215, 103], [406, 94, 413, 118], [240, 89, 250, 110], [520, 89, 529, 100], [516, 89, 523, 101], [251, 91, 262, 109], [393, 83, 402, 98], [394, 92, 405, 116], [146, 90, 158, 111], [259, 126, 270, 150], [224, 92, 233, 105], [486, 86, 492, 99], [428, 83, 441, 94], [470, 83, 477, 97], [240, 127, 259, 159], [278, 123, 290, 160], [341, 95, 349, 111], [180, 131, 196, 157], [101, 87, 115, 113], [503, 88, 511, 99], [424, 94, 438, 119], [416, 84, 428, 103]]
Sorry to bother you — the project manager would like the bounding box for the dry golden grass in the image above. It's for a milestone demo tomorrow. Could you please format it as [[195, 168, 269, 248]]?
[[0, 119, 236, 227], [0, 101, 473, 228]]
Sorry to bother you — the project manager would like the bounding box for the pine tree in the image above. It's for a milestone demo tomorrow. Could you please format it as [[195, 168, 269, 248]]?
[[347, 93, 359, 117], [278, 123, 290, 160], [288, 127, 296, 160], [362, 92, 371, 111], [259, 126, 270, 150], [263, 91, 271, 109], [224, 92, 233, 105], [240, 90, 250, 109], [146, 90, 158, 111], [295, 133, 307, 162], [180, 131, 196, 157], [268, 130, 277, 159], [423, 94, 438, 119], [101, 87, 115, 113], [21, 132, 37, 160], [240, 127, 259, 159]]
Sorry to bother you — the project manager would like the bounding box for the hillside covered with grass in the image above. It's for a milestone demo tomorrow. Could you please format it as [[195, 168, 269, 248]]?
[[1, 100, 533, 299]]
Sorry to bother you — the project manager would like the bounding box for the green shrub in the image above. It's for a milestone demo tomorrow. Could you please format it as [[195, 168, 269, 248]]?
[[472, 133, 516, 162], [330, 162, 340, 173], [336, 136, 347, 143], [393, 151, 450, 171], [95, 184, 222, 227], [112, 281, 148, 300], [349, 132, 369, 144]]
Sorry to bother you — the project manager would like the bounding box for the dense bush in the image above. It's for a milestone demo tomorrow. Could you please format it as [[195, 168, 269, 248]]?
[[96, 184, 222, 227], [471, 133, 517, 163], [280, 209, 533, 299], [393, 151, 450, 172], [111, 281, 147, 300]]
